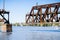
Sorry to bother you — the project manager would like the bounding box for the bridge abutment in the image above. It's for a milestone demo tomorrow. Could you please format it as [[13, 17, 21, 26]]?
[[1, 24, 12, 32]]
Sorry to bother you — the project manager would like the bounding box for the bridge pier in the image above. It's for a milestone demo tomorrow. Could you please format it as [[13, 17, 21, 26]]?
[[1, 24, 12, 32], [0, 9, 12, 32]]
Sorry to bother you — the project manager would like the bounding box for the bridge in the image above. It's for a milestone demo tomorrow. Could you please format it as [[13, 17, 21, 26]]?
[[0, 9, 9, 24], [0, 9, 12, 32], [26, 2, 60, 24]]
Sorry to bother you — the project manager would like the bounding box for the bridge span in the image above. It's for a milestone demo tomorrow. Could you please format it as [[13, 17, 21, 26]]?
[[26, 2, 60, 24]]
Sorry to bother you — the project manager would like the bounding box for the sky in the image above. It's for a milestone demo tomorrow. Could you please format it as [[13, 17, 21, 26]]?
[[0, 0, 60, 23]]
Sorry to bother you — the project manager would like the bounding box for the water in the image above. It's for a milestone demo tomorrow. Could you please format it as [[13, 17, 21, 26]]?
[[0, 26, 60, 40]]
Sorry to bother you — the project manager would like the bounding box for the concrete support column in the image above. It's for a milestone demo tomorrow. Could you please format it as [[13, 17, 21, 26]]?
[[1, 24, 12, 32]]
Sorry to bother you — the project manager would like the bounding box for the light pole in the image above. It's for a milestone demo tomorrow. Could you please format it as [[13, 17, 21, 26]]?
[[3, 0, 5, 10]]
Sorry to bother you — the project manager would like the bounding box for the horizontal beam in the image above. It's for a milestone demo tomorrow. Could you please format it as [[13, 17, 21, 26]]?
[[33, 2, 60, 10], [0, 9, 9, 14], [26, 12, 60, 16]]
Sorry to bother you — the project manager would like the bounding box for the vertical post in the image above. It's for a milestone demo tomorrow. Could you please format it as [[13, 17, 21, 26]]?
[[40, 8, 42, 23], [32, 10, 34, 24], [25, 15, 27, 23], [50, 7, 51, 22], [44, 7, 49, 22], [8, 12, 9, 24]]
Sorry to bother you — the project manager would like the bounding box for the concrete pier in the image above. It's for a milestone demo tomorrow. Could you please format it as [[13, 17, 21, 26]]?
[[1, 24, 12, 32]]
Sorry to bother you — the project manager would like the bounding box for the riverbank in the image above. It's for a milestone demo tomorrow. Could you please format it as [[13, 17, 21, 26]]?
[[0, 22, 60, 27], [21, 22, 60, 27]]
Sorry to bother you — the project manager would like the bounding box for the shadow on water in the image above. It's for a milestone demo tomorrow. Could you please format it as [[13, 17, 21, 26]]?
[[0, 32, 12, 40]]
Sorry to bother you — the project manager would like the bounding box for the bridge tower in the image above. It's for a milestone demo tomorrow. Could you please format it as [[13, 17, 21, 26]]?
[[0, 0, 12, 32]]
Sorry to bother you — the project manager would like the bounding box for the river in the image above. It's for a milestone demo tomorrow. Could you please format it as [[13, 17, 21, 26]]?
[[0, 26, 60, 40]]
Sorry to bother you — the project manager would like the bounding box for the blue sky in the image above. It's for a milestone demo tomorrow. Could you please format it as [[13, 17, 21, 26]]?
[[0, 0, 60, 23]]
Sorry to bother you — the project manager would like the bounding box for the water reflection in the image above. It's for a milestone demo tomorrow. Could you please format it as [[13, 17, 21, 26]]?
[[26, 32, 60, 40], [0, 32, 12, 40]]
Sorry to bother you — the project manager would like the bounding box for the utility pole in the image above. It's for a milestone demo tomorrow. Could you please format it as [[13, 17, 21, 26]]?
[[36, 2, 38, 6], [3, 0, 5, 17], [3, 0, 5, 10]]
